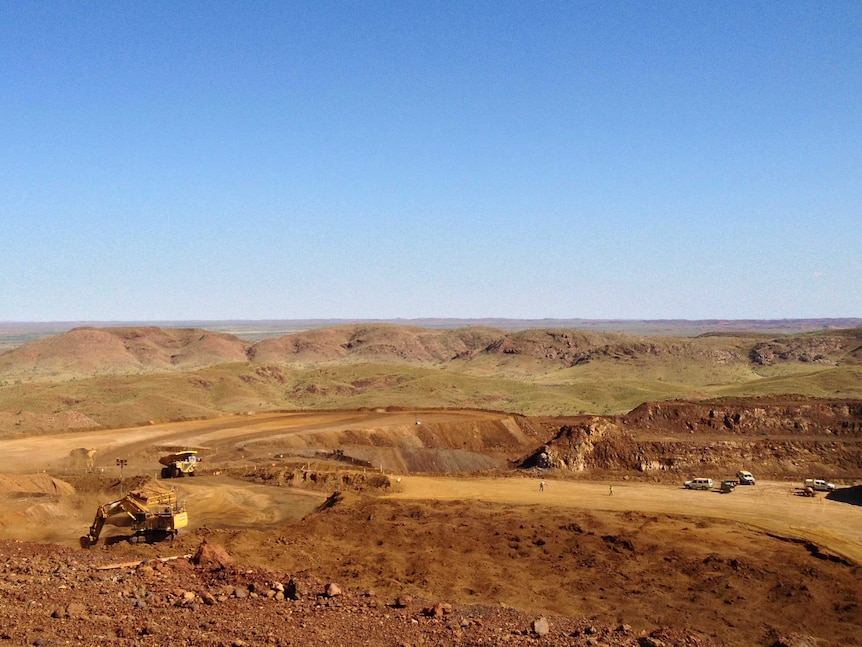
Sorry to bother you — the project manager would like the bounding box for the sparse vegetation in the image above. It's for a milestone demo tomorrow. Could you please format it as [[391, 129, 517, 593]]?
[[1, 325, 862, 433]]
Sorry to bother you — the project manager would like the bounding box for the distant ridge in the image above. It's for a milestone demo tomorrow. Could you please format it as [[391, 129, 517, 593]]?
[[2, 317, 860, 350], [1, 323, 861, 434], [2, 322, 861, 381]]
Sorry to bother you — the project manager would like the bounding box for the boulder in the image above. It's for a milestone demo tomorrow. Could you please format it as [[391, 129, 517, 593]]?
[[65, 602, 86, 619], [285, 578, 305, 600], [394, 594, 413, 608], [422, 602, 452, 618], [532, 616, 550, 636], [191, 541, 234, 570]]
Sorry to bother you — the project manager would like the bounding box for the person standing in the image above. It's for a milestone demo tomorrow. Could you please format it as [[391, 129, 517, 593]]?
[[540, 480, 545, 492], [609, 484, 614, 496]]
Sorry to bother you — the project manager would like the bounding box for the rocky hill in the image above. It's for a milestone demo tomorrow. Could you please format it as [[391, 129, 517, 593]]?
[[2, 324, 861, 380], [0, 327, 249, 378], [249, 324, 502, 365], [2, 325, 862, 435], [749, 329, 862, 366]]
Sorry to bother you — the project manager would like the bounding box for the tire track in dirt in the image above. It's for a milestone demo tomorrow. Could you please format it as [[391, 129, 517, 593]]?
[[174, 475, 325, 530]]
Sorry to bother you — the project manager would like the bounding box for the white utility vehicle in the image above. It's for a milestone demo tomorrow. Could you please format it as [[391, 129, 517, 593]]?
[[684, 478, 713, 490], [804, 478, 836, 492], [736, 470, 756, 485]]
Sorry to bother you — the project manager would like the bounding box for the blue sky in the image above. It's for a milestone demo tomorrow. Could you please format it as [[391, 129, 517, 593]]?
[[2, 1, 860, 321]]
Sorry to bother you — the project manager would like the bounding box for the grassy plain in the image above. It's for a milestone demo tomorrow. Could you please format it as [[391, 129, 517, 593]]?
[[2, 356, 862, 438]]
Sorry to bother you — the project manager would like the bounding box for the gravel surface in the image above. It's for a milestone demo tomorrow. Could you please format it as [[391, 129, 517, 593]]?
[[1, 539, 715, 647]]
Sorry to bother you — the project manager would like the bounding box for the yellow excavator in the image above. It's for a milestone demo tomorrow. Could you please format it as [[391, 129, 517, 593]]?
[[81, 486, 188, 548], [159, 449, 199, 478]]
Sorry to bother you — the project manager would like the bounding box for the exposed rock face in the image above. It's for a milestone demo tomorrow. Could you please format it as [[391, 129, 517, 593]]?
[[749, 334, 862, 366], [523, 399, 862, 480], [524, 418, 637, 472], [624, 400, 862, 437]]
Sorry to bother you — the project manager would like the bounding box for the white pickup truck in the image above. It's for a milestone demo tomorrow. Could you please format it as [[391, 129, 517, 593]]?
[[804, 478, 836, 492], [736, 470, 755, 485]]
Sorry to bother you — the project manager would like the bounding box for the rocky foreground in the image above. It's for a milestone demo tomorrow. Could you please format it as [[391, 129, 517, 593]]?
[[0, 539, 742, 647]]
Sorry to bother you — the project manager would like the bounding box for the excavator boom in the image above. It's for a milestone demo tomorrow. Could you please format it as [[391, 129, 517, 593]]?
[[85, 500, 124, 547]]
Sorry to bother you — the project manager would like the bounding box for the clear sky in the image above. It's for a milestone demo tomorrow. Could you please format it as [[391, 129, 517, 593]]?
[[2, 1, 860, 321]]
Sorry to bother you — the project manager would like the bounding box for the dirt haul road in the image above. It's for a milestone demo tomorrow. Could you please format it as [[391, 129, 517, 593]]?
[[0, 409, 495, 474], [389, 476, 862, 565]]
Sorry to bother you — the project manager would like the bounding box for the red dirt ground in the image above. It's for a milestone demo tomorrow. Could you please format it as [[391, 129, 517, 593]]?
[[0, 410, 860, 646]]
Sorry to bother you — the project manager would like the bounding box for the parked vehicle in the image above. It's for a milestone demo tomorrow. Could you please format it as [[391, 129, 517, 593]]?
[[720, 480, 737, 493], [804, 478, 836, 492], [736, 470, 756, 485], [684, 478, 713, 490]]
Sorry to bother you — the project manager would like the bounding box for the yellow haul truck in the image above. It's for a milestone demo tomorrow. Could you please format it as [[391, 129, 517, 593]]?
[[159, 449, 199, 478]]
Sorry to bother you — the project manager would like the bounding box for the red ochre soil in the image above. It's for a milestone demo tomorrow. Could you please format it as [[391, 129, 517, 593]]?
[[0, 407, 861, 646]]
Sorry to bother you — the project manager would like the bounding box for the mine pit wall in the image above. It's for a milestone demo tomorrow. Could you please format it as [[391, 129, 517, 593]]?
[[300, 445, 501, 474], [626, 438, 862, 481], [238, 466, 394, 494], [623, 400, 862, 437], [242, 415, 545, 475], [526, 399, 862, 482]]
